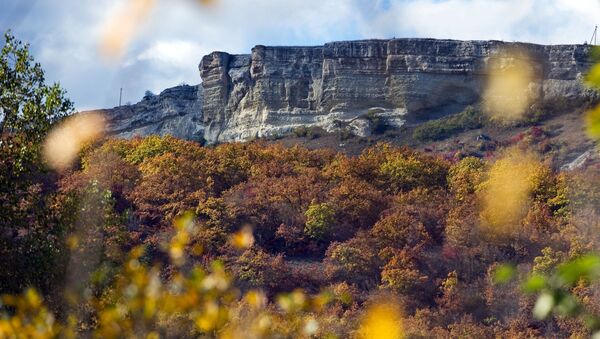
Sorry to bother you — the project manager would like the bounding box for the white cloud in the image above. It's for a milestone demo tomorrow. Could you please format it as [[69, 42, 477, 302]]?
[[379, 0, 600, 44], [2, 0, 600, 110], [135, 40, 207, 69], [396, 0, 535, 40]]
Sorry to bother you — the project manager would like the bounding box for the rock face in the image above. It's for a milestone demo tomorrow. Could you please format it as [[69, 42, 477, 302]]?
[[97, 85, 204, 141], [101, 38, 595, 144]]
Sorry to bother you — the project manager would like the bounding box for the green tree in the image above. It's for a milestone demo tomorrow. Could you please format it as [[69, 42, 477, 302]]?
[[0, 31, 73, 296], [304, 201, 335, 240], [0, 31, 73, 167]]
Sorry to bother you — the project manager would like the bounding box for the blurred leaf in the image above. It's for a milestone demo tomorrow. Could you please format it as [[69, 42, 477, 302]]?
[[557, 254, 600, 286], [586, 63, 600, 89], [483, 50, 535, 121], [555, 293, 581, 317], [198, 0, 216, 5], [585, 106, 600, 140], [230, 226, 254, 249], [478, 147, 541, 235], [493, 263, 517, 284], [357, 302, 403, 339], [523, 274, 546, 293], [43, 112, 106, 170], [533, 292, 555, 320], [99, 0, 156, 60]]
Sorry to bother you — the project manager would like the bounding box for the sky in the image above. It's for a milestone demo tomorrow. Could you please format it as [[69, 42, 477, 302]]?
[[2, 0, 600, 111]]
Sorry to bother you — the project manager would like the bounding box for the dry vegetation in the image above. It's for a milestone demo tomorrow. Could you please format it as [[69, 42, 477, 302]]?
[[4, 132, 600, 337]]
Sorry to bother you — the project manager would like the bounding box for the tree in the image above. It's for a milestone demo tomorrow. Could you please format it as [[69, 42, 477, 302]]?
[[143, 90, 155, 99], [0, 32, 74, 297], [377, 146, 449, 194], [447, 156, 486, 201], [225, 168, 328, 255], [325, 177, 386, 240], [325, 232, 382, 288], [380, 250, 428, 294], [232, 247, 288, 291], [304, 201, 335, 240], [129, 151, 210, 232], [0, 31, 73, 170], [370, 210, 429, 255]]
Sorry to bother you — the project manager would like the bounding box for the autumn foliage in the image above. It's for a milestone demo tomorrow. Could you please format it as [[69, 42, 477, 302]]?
[[3, 131, 600, 337]]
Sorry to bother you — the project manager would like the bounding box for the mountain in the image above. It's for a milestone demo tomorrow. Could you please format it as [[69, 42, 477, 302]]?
[[92, 38, 596, 145]]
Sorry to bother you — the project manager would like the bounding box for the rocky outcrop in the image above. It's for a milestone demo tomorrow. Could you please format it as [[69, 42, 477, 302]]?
[[96, 84, 204, 141], [100, 38, 596, 144]]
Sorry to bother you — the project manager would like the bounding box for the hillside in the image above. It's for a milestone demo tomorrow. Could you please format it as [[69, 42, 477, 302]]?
[[11, 134, 598, 337]]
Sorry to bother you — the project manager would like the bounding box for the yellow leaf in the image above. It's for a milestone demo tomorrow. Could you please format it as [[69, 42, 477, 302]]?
[[358, 302, 403, 339], [483, 49, 535, 122], [586, 106, 600, 140], [230, 226, 254, 249]]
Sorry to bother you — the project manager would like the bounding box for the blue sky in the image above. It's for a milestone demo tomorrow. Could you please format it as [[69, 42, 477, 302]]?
[[2, 0, 600, 110]]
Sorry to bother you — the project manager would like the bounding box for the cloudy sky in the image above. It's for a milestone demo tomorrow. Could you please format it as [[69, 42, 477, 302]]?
[[2, 0, 600, 110]]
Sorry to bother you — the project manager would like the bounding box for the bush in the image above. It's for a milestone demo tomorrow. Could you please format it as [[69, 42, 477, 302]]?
[[363, 111, 388, 134], [325, 232, 381, 288], [379, 153, 449, 193], [304, 201, 335, 240], [293, 126, 308, 137], [339, 127, 353, 141], [292, 126, 321, 139], [413, 106, 485, 141], [143, 90, 155, 99], [234, 247, 287, 290], [447, 157, 486, 200], [524, 96, 595, 125]]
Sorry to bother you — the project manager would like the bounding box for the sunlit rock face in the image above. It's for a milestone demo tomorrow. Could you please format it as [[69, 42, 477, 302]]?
[[100, 38, 595, 144]]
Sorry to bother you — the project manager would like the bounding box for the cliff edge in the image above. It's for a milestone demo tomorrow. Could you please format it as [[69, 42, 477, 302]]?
[[98, 38, 596, 144]]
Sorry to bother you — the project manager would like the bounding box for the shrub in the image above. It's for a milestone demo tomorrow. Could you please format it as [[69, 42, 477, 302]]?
[[292, 126, 321, 139], [413, 106, 485, 141], [325, 177, 386, 238], [370, 211, 429, 253], [380, 250, 428, 294], [233, 247, 287, 290], [143, 90, 155, 99], [304, 201, 336, 240], [124, 135, 201, 165], [363, 111, 388, 134], [379, 152, 449, 193], [293, 126, 308, 137], [524, 96, 594, 124], [325, 232, 381, 288], [447, 157, 486, 200], [339, 127, 353, 141]]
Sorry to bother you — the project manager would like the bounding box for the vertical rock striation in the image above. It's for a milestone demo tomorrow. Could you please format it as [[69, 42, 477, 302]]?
[[199, 39, 594, 143], [99, 38, 595, 143]]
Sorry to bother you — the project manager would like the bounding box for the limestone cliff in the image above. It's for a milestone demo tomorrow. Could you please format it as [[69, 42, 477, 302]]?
[[100, 38, 595, 144], [97, 85, 204, 141]]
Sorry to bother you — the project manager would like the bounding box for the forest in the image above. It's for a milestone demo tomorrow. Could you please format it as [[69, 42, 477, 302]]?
[[3, 31, 600, 338]]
